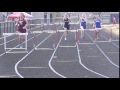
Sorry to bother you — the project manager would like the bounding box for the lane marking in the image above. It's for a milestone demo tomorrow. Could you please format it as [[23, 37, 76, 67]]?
[[15, 24, 62, 78], [59, 45, 76, 48], [0, 33, 41, 57], [15, 34, 53, 78], [0, 75, 17, 78], [0, 37, 18, 46], [35, 48, 54, 50], [0, 24, 51, 56], [111, 40, 119, 41], [86, 56, 102, 57], [48, 34, 66, 78], [19, 67, 48, 69], [53, 56, 57, 58], [86, 32, 119, 68], [106, 52, 119, 54], [76, 42, 109, 78], [100, 35, 119, 48], [79, 43, 94, 45], [52, 60, 78, 63]]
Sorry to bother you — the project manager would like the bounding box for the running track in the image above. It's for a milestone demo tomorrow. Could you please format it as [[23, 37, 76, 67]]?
[[0, 24, 119, 78]]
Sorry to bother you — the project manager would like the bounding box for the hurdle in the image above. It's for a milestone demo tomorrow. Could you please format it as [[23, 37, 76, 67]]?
[[77, 28, 113, 43], [57, 29, 78, 47], [29, 24, 44, 30], [3, 33, 28, 53], [31, 30, 56, 50], [105, 27, 119, 42]]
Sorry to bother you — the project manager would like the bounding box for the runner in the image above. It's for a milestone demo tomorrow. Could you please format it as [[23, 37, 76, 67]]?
[[112, 16, 116, 27], [63, 13, 71, 40], [94, 15, 102, 41], [16, 12, 28, 48], [79, 13, 87, 39], [92, 15, 96, 29]]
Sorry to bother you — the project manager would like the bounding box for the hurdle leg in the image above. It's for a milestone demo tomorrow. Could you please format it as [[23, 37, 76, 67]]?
[[83, 29, 85, 39], [94, 30, 97, 42], [4, 34, 6, 53], [25, 34, 27, 52], [53, 32, 56, 49], [33, 33, 36, 49], [58, 31, 60, 42], [78, 30, 80, 43], [97, 29, 99, 39], [109, 29, 112, 41], [76, 30, 78, 42], [81, 30, 82, 38]]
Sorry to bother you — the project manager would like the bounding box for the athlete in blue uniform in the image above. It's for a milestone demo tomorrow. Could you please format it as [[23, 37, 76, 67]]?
[[95, 15, 102, 40], [79, 13, 87, 39], [63, 14, 71, 40]]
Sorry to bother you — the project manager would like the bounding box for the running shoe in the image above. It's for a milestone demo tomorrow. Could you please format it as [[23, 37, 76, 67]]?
[[64, 37, 67, 40], [20, 45, 23, 48]]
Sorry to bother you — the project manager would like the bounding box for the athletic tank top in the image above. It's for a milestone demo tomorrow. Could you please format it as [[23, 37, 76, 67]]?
[[18, 18, 26, 30], [95, 19, 101, 28], [81, 18, 86, 26], [64, 18, 69, 25]]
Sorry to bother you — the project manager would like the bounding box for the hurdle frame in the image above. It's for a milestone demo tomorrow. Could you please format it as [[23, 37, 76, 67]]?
[[3, 33, 28, 53], [31, 30, 56, 50], [57, 29, 78, 47], [77, 28, 114, 44], [106, 27, 119, 42]]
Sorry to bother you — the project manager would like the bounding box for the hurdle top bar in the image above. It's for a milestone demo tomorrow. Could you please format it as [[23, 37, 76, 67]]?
[[29, 24, 54, 26], [77, 28, 103, 31], [57, 30, 78, 32], [31, 30, 56, 34], [3, 33, 28, 36]]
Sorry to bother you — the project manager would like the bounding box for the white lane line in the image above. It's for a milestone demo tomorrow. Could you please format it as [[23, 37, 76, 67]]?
[[100, 35, 119, 48], [59, 45, 76, 48], [86, 32, 119, 68], [48, 34, 66, 78], [0, 37, 18, 46], [86, 56, 102, 57], [79, 43, 94, 45], [35, 48, 54, 50], [111, 40, 119, 41], [15, 34, 53, 78], [76, 42, 109, 78], [0, 24, 52, 56], [0, 33, 41, 57], [0, 75, 17, 78], [106, 52, 119, 54], [15, 24, 62, 78], [52, 60, 78, 63], [0, 33, 36, 45], [19, 67, 48, 69]]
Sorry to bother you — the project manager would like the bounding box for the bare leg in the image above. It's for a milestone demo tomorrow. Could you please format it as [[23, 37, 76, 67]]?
[[64, 27, 67, 40], [96, 29, 99, 39]]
